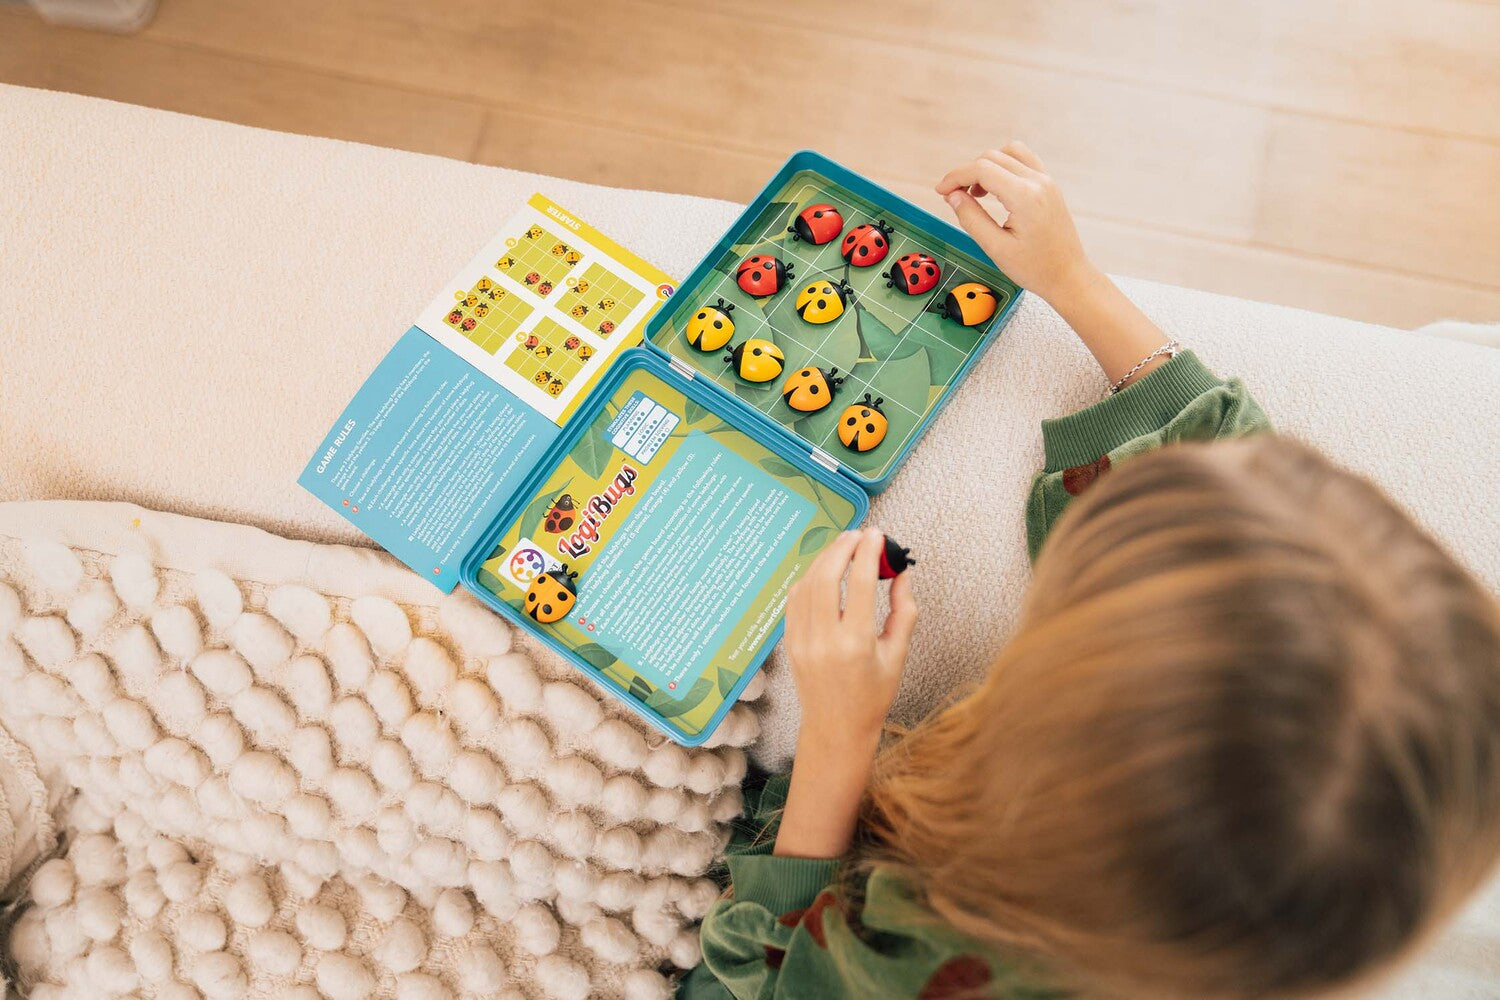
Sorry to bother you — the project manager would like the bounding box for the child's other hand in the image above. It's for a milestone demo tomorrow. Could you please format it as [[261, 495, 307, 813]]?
[[936, 142, 1093, 303], [784, 527, 918, 748]]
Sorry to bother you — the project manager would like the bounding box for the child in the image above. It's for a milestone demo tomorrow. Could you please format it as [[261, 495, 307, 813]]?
[[678, 144, 1500, 999]]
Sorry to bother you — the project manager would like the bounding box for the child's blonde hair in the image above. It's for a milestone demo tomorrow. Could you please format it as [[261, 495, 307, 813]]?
[[861, 436, 1500, 999]]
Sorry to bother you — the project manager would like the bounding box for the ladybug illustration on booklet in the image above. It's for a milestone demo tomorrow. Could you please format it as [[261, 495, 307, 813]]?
[[304, 160, 1019, 747]]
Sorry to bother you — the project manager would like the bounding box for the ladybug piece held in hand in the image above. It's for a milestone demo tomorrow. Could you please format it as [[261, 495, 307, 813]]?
[[794, 279, 853, 325], [836, 394, 888, 452], [724, 338, 786, 383], [782, 366, 845, 413], [736, 254, 794, 297], [877, 537, 914, 580], [524, 565, 579, 624], [840, 220, 893, 268], [542, 494, 576, 534], [887, 252, 942, 296], [935, 281, 998, 327], [685, 298, 736, 352], [788, 203, 845, 245]]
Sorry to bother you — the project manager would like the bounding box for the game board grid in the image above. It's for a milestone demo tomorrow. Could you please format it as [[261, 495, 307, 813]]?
[[495, 226, 579, 297], [556, 263, 646, 339], [681, 180, 1005, 459], [502, 316, 593, 398], [443, 277, 535, 355]]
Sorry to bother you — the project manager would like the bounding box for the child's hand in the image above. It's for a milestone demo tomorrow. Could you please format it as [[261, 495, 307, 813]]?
[[784, 527, 918, 748], [936, 142, 1093, 304]]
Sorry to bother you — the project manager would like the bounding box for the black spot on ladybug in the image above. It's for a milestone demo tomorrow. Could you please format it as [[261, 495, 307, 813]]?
[[713, 320, 722, 328], [966, 290, 976, 298], [696, 310, 707, 319], [925, 265, 936, 275], [858, 246, 869, 257], [556, 589, 568, 601], [860, 409, 870, 417], [908, 274, 919, 285], [816, 299, 827, 309], [874, 236, 884, 247], [809, 385, 820, 395], [845, 417, 856, 425], [752, 347, 762, 356], [866, 422, 877, 432], [541, 604, 552, 615], [813, 210, 824, 217]]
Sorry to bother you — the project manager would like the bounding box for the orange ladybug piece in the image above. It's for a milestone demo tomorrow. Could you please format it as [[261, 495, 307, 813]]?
[[736, 254, 793, 297], [836, 394, 888, 452], [782, 366, 844, 413], [523, 566, 578, 624]]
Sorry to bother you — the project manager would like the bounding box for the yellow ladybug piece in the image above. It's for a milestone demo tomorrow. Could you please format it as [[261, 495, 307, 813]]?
[[474, 302, 490, 317], [598, 297, 616, 312], [496, 256, 516, 271], [546, 378, 565, 398], [564, 249, 582, 265], [533, 369, 552, 386], [794, 279, 853, 325], [685, 297, 735, 352], [936, 282, 999, 327], [577, 344, 595, 361], [571, 303, 590, 319], [534, 344, 551, 360], [524, 225, 544, 240], [782, 366, 845, 413], [550, 242, 569, 257], [724, 339, 785, 383], [523, 566, 578, 623], [837, 394, 888, 452], [574, 279, 590, 295]]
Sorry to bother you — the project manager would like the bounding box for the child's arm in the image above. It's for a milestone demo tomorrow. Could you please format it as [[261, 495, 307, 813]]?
[[936, 142, 1176, 392], [938, 143, 1272, 558], [774, 527, 916, 860], [680, 529, 937, 999]]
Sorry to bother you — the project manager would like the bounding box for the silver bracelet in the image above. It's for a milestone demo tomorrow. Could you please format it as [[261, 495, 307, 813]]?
[[1110, 340, 1180, 394]]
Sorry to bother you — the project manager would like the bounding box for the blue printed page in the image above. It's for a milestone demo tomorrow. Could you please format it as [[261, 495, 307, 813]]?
[[299, 327, 557, 591]]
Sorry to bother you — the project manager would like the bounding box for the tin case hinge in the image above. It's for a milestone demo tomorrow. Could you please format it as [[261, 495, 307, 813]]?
[[810, 447, 839, 473], [667, 356, 696, 380]]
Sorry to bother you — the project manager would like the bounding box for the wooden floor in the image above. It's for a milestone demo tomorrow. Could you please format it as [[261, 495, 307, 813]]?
[[3, 0, 1498, 329]]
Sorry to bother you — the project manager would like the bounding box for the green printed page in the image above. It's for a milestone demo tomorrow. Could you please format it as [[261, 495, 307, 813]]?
[[475, 366, 859, 739]]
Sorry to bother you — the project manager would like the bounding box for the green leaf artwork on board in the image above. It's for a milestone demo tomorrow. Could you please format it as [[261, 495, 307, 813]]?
[[571, 420, 616, 481], [646, 676, 715, 719], [476, 566, 508, 597], [799, 523, 837, 555], [684, 399, 710, 426], [627, 675, 656, 702], [716, 667, 742, 697], [573, 643, 618, 673], [758, 456, 802, 480]]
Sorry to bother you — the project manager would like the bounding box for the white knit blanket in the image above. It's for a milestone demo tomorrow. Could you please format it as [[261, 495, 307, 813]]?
[[0, 500, 760, 1000]]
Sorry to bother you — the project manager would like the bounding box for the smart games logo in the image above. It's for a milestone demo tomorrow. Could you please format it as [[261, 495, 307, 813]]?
[[503, 538, 556, 590]]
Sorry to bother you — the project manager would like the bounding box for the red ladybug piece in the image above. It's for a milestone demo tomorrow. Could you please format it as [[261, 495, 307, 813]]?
[[877, 536, 914, 579], [788, 203, 844, 245], [735, 254, 794, 297], [840, 221, 892, 267], [887, 252, 941, 295]]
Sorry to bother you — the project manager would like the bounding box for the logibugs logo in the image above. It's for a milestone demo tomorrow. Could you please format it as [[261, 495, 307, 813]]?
[[555, 463, 639, 559], [502, 538, 554, 590]]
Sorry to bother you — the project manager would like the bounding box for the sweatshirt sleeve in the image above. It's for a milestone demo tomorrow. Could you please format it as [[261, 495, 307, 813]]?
[[1026, 351, 1270, 559]]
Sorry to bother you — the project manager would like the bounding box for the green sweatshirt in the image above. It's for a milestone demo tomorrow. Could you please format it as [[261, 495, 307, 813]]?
[[680, 352, 1270, 1000]]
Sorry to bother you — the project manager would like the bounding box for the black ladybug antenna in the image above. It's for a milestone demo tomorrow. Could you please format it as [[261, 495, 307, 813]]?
[[723, 344, 738, 366], [826, 367, 845, 391], [715, 297, 734, 315]]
